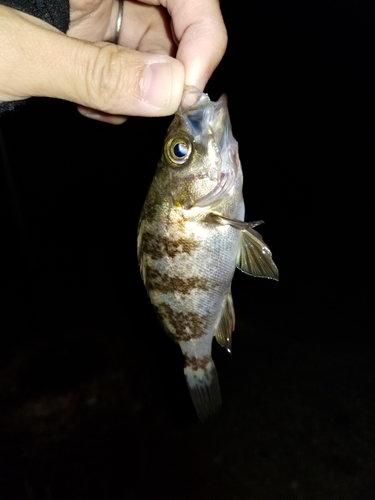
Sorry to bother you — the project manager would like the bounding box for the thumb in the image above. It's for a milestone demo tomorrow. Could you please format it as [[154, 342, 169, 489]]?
[[0, 6, 185, 117]]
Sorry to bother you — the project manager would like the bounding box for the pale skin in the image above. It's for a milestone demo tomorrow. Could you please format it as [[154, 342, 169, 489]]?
[[0, 0, 227, 124]]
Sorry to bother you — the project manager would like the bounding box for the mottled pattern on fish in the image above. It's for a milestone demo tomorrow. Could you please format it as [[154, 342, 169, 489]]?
[[138, 87, 278, 421]]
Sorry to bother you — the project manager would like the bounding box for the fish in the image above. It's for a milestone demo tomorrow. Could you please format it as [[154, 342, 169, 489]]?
[[137, 86, 278, 421]]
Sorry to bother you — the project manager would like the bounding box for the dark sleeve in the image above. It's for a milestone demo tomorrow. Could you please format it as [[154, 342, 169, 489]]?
[[0, 0, 70, 114]]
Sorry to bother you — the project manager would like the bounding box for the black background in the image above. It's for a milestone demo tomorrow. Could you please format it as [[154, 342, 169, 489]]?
[[1, 1, 374, 498]]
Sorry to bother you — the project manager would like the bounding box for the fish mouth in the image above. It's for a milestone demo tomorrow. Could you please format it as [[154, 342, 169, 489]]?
[[179, 86, 229, 146], [177, 86, 239, 208], [175, 171, 232, 210], [171, 87, 242, 209], [190, 172, 234, 209]]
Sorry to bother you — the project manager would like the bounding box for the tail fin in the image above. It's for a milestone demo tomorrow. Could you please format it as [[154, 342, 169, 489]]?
[[184, 358, 222, 422]]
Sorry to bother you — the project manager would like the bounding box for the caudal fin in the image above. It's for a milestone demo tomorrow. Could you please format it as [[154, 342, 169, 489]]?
[[184, 358, 222, 422]]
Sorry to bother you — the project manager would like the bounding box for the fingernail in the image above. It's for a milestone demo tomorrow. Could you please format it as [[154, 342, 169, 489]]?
[[77, 105, 127, 125], [142, 62, 172, 108], [78, 106, 102, 120]]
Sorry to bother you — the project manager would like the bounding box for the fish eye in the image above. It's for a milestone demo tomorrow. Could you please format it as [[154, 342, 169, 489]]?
[[164, 136, 192, 166], [173, 142, 187, 158]]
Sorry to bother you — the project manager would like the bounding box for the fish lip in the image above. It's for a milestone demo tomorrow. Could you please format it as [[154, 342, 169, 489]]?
[[175, 172, 233, 210], [182, 173, 207, 182], [180, 86, 208, 111], [178, 87, 229, 146], [192, 171, 234, 208]]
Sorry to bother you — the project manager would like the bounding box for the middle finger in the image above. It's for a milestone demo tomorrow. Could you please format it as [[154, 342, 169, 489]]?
[[118, 1, 175, 56]]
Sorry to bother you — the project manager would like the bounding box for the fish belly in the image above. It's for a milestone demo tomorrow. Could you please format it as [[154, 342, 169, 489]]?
[[144, 211, 241, 420]]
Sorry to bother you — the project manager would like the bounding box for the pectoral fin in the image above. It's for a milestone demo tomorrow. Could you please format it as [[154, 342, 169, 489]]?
[[237, 226, 279, 280], [204, 212, 265, 230], [215, 291, 235, 353], [205, 212, 279, 280]]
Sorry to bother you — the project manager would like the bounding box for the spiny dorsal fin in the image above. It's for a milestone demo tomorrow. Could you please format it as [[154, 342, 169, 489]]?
[[215, 291, 235, 353]]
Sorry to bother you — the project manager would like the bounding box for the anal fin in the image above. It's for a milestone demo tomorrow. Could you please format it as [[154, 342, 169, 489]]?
[[215, 291, 235, 353]]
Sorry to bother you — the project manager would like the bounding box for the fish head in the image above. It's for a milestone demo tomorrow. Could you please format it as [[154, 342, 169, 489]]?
[[161, 86, 242, 210]]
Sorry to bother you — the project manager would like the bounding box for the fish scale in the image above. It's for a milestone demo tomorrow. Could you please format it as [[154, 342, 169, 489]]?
[[138, 86, 278, 421]]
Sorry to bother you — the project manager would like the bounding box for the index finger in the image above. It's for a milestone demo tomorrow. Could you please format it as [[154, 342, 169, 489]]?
[[166, 0, 227, 90]]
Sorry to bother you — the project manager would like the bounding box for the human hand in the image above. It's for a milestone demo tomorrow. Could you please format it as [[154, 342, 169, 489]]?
[[0, 0, 227, 123]]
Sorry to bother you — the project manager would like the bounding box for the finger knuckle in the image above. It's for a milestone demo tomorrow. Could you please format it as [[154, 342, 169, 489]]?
[[85, 44, 143, 112]]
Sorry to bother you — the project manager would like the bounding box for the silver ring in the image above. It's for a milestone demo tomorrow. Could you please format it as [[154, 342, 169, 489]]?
[[114, 0, 124, 44]]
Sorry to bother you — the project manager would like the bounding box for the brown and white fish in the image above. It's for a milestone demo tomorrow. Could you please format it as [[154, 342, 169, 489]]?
[[137, 86, 278, 421]]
